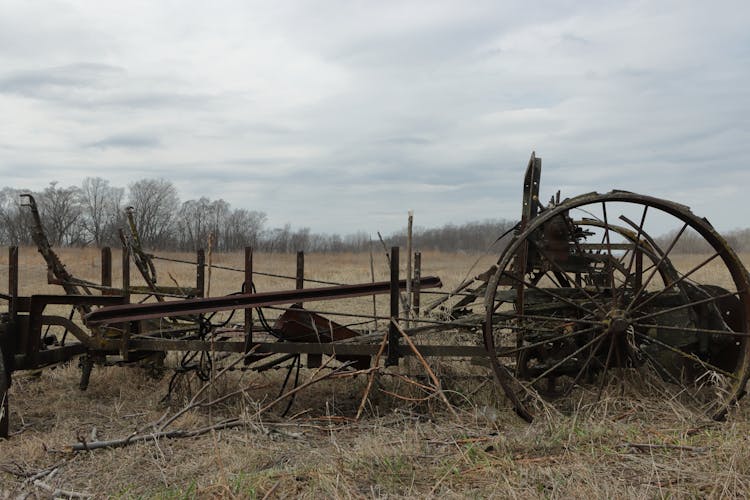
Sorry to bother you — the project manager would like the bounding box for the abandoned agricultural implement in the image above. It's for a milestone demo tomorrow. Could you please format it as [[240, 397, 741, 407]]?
[[1, 152, 749, 438]]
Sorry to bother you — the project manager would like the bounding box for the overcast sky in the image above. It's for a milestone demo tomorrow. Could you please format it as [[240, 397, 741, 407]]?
[[1, 1, 748, 234]]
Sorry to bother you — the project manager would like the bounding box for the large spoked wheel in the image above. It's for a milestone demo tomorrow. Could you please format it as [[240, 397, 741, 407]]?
[[484, 191, 750, 422]]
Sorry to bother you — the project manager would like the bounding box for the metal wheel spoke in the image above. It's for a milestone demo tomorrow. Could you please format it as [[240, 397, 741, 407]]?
[[630, 252, 721, 313], [495, 312, 605, 327], [639, 348, 705, 407], [488, 320, 574, 335], [494, 324, 602, 357], [499, 271, 599, 317], [525, 331, 608, 388], [559, 333, 609, 398], [626, 223, 688, 313], [633, 332, 739, 379], [634, 289, 743, 323], [596, 335, 616, 401], [536, 247, 609, 315], [619, 206, 649, 302], [632, 321, 750, 338]]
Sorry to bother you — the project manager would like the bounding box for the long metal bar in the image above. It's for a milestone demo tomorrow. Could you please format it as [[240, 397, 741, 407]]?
[[101, 247, 112, 293], [125, 338, 485, 358], [85, 276, 442, 325]]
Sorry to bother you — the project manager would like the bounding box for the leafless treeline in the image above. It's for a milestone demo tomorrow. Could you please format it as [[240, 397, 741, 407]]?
[[0, 178, 517, 253], [7, 178, 741, 254]]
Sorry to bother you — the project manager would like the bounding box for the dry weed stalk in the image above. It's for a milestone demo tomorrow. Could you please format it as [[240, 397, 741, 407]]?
[[65, 350, 377, 452]]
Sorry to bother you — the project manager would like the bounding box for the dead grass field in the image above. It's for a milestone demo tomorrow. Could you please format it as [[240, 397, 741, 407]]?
[[1, 248, 750, 498]]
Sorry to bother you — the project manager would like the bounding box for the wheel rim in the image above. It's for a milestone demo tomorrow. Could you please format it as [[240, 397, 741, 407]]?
[[484, 191, 750, 421]]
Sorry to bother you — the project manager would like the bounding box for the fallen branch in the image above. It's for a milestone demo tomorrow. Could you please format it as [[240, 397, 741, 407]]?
[[32, 479, 93, 499], [262, 480, 281, 500], [619, 442, 708, 453], [68, 418, 244, 452]]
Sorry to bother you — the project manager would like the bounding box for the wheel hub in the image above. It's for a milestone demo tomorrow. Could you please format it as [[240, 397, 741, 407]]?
[[606, 309, 630, 335]]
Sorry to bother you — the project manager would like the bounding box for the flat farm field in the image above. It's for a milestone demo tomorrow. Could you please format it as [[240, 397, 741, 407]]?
[[1, 248, 750, 498]]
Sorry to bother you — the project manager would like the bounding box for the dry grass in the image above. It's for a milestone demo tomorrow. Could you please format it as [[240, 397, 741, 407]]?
[[1, 248, 750, 498]]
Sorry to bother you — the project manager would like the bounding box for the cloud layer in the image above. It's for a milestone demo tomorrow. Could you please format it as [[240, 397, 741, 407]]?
[[1, 0, 748, 233]]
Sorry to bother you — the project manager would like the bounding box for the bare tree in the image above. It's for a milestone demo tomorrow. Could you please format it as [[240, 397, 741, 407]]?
[[208, 198, 230, 250], [37, 182, 84, 246], [224, 208, 266, 250], [290, 227, 310, 252], [127, 178, 180, 249], [80, 177, 124, 246], [0, 187, 33, 245], [176, 197, 211, 250]]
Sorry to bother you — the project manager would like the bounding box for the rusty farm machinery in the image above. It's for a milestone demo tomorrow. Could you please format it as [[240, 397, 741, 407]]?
[[1, 152, 749, 438]]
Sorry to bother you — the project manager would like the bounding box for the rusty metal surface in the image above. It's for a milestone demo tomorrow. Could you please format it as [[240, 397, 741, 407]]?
[[85, 277, 442, 325], [272, 307, 371, 369], [272, 307, 360, 343]]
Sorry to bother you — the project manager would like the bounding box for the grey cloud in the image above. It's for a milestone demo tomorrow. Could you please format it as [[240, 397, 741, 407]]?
[[99, 91, 219, 110], [0, 63, 124, 96], [0, 63, 220, 112], [377, 136, 433, 146], [85, 134, 161, 150]]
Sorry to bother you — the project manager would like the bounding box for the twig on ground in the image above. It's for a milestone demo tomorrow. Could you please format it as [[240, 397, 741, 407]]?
[[32, 479, 93, 499], [379, 388, 435, 402], [68, 418, 244, 451], [619, 442, 708, 453], [262, 480, 281, 500]]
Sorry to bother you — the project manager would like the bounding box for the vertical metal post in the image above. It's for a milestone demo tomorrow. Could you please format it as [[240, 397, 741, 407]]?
[[387, 246, 400, 366], [101, 247, 112, 294], [0, 246, 13, 438], [413, 251, 421, 319], [294, 250, 305, 309], [196, 249, 205, 298], [121, 245, 130, 303], [405, 211, 413, 325], [298, 250, 320, 366], [8, 246, 18, 320], [296, 251, 304, 292], [3, 245, 18, 433], [121, 245, 131, 360], [243, 246, 254, 363]]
